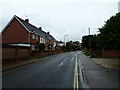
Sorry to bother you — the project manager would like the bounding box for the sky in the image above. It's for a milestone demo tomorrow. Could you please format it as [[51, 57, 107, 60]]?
[[0, 0, 119, 42]]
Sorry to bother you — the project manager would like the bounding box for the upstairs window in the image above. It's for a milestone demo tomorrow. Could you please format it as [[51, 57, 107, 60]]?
[[32, 34, 35, 39], [40, 37, 45, 43], [43, 38, 45, 43], [36, 36, 38, 39], [40, 37, 42, 43]]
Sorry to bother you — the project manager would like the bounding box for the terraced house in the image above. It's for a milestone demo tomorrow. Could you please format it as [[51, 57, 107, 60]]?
[[2, 15, 57, 51]]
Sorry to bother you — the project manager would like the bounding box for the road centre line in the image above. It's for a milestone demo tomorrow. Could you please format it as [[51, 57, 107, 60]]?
[[63, 58, 68, 62], [57, 62, 63, 67], [57, 58, 68, 67], [57, 56, 74, 67]]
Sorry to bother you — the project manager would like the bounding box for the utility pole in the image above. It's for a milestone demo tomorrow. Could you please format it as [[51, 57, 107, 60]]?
[[64, 35, 68, 45], [88, 28, 91, 51]]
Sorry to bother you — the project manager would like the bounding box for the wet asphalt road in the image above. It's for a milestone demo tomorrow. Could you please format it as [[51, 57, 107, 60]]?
[[3, 51, 78, 88]]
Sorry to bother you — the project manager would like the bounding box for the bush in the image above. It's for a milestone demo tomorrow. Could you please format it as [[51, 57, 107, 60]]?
[[37, 43, 45, 52]]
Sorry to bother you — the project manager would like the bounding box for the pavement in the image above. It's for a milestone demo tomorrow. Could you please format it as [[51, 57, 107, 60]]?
[[92, 58, 120, 68], [92, 58, 120, 75], [77, 51, 120, 88]]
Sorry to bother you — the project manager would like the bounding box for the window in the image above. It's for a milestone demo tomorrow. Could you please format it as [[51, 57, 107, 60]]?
[[40, 37, 45, 43], [41, 37, 42, 42], [32, 34, 35, 39], [36, 36, 38, 39], [43, 38, 45, 43], [41, 38, 43, 42], [40, 37, 42, 43], [32, 45, 35, 50], [39, 37, 41, 43]]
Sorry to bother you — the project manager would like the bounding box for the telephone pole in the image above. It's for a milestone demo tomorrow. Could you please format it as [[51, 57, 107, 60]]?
[[88, 28, 91, 50], [64, 35, 68, 45]]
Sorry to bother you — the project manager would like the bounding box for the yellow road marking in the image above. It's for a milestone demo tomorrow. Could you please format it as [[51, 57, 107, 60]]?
[[74, 55, 79, 90]]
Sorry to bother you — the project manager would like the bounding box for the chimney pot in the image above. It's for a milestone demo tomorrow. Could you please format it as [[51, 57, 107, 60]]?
[[39, 27, 42, 30], [47, 32, 50, 35], [25, 19, 29, 23]]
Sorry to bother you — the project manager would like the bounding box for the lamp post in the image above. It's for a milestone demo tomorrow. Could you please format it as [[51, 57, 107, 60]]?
[[64, 35, 68, 45]]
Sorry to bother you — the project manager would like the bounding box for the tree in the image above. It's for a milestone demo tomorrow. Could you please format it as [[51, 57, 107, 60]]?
[[98, 13, 120, 49], [81, 35, 89, 49], [37, 43, 45, 52], [66, 42, 71, 51], [82, 35, 98, 50]]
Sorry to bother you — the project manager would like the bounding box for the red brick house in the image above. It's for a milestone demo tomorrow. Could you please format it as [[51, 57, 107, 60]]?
[[2, 15, 57, 51]]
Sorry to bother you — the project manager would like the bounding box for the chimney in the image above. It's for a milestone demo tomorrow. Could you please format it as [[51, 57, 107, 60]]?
[[31, 30, 35, 33], [47, 32, 50, 35], [39, 27, 42, 30], [25, 19, 29, 23]]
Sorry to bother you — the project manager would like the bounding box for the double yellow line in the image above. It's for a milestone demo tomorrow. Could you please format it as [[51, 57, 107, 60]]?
[[74, 55, 79, 90]]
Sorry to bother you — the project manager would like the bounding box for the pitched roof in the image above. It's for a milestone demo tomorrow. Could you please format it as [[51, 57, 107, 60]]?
[[15, 15, 57, 42], [2, 15, 57, 42], [59, 41, 64, 43]]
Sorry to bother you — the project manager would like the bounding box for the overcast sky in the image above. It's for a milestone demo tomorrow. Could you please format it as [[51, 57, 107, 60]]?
[[0, 0, 119, 42]]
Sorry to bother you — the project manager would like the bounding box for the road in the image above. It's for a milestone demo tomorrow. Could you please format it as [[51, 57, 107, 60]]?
[[3, 51, 79, 88], [3, 51, 119, 89]]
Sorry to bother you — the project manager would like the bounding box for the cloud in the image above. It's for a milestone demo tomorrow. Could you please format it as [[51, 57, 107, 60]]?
[[0, 0, 118, 42]]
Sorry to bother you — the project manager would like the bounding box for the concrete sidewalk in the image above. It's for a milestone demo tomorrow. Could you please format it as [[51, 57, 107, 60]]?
[[78, 51, 120, 88], [92, 58, 120, 68]]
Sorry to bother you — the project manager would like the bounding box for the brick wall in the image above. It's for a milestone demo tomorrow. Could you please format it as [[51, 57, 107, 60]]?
[[102, 50, 120, 57], [2, 18, 29, 43]]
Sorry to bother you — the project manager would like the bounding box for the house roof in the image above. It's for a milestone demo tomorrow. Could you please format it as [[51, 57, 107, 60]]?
[[59, 41, 64, 43], [2, 15, 57, 42], [15, 15, 57, 42]]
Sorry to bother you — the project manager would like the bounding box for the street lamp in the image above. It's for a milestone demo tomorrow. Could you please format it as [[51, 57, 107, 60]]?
[[64, 35, 68, 45]]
